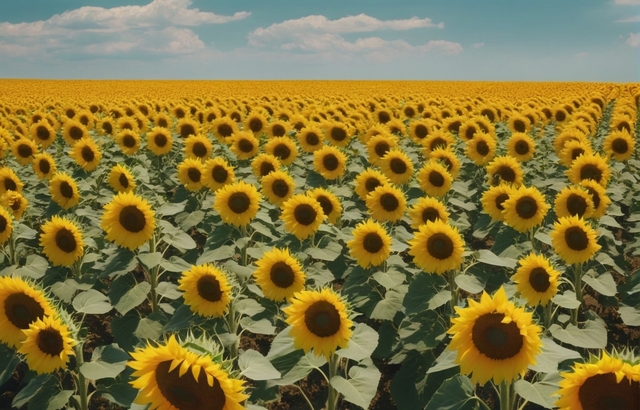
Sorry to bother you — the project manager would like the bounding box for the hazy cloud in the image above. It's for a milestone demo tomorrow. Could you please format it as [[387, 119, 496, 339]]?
[[474, 42, 485, 49], [614, 0, 640, 5], [616, 15, 640, 22], [626, 32, 640, 47]]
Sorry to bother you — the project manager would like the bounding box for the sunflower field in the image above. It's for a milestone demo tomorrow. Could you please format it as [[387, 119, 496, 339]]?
[[0, 80, 639, 410]]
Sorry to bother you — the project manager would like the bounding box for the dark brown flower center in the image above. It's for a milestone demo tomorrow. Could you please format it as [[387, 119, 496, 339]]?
[[272, 124, 286, 137], [211, 166, 227, 184], [476, 140, 490, 156], [294, 204, 317, 226], [4, 293, 45, 329], [305, 132, 320, 146], [0, 215, 7, 233], [322, 154, 339, 171], [228, 192, 250, 214], [570, 148, 585, 161], [271, 179, 289, 198], [472, 313, 523, 360], [123, 135, 136, 148], [304, 300, 341, 337], [495, 193, 509, 211], [81, 146, 95, 163], [447, 120, 461, 133], [377, 111, 391, 124], [55, 228, 77, 253], [17, 144, 33, 159], [422, 207, 440, 223], [238, 138, 254, 153], [404, 106, 416, 118], [119, 205, 146, 233], [494, 166, 516, 185], [59, 181, 74, 199], [564, 226, 589, 251], [414, 124, 428, 139], [315, 195, 333, 217], [155, 360, 225, 410], [157, 118, 168, 128], [192, 142, 207, 158], [249, 118, 263, 133], [217, 124, 233, 138], [36, 327, 64, 356], [4, 178, 17, 191], [187, 168, 201, 183], [426, 232, 454, 260], [528, 267, 551, 292], [36, 126, 50, 141], [465, 125, 477, 140], [175, 108, 185, 119], [118, 173, 129, 189], [374, 142, 390, 158], [154, 133, 168, 147], [196, 275, 223, 302], [390, 158, 407, 175], [579, 164, 602, 183], [270, 261, 295, 288], [365, 178, 381, 193], [611, 138, 629, 154], [260, 162, 275, 177], [331, 127, 347, 142], [69, 126, 83, 140], [515, 196, 538, 219], [555, 110, 566, 122], [180, 124, 196, 139], [566, 194, 588, 217], [362, 232, 383, 253], [513, 120, 526, 133], [481, 109, 495, 122], [578, 372, 639, 410], [428, 170, 445, 187], [515, 140, 530, 155], [585, 187, 601, 209], [380, 193, 399, 212]]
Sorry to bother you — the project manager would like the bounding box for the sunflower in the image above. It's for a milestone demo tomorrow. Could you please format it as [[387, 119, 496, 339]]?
[[307, 188, 342, 225], [183, 134, 213, 161], [506, 132, 536, 162], [459, 119, 481, 142], [283, 288, 353, 358], [324, 121, 352, 147], [508, 113, 531, 134], [379, 149, 414, 185], [115, 130, 141, 156], [429, 147, 461, 179], [313, 145, 347, 180], [366, 133, 398, 164], [229, 131, 259, 160], [297, 127, 324, 153], [128, 335, 247, 410], [448, 287, 542, 385], [354, 168, 391, 201], [253, 248, 306, 302], [69, 138, 101, 172], [365, 184, 406, 223], [177, 158, 205, 192], [408, 219, 465, 274], [501, 185, 549, 233], [178, 264, 232, 318], [558, 139, 593, 168], [566, 153, 610, 187], [373, 108, 393, 124], [101, 191, 156, 250], [603, 129, 635, 162], [62, 120, 88, 146], [417, 161, 453, 198], [554, 185, 594, 219], [1, 191, 28, 220], [551, 216, 601, 265], [214, 181, 261, 227], [49, 172, 80, 209], [11, 138, 38, 166], [481, 185, 515, 222], [29, 121, 56, 149], [97, 117, 116, 137], [408, 196, 450, 230], [153, 112, 172, 129], [203, 157, 235, 192], [0, 206, 13, 245], [281, 194, 325, 240], [261, 170, 295, 206], [146, 127, 173, 156], [32, 153, 57, 180], [465, 131, 497, 165], [346, 219, 392, 268], [108, 164, 136, 193], [579, 179, 611, 220], [0, 167, 23, 195], [18, 315, 76, 374], [244, 111, 267, 135], [176, 117, 200, 139], [554, 129, 588, 157], [512, 253, 560, 307], [0, 276, 56, 348], [266, 120, 290, 139], [76, 110, 95, 130], [251, 153, 281, 179], [486, 155, 524, 187], [265, 136, 299, 166], [555, 352, 639, 410]]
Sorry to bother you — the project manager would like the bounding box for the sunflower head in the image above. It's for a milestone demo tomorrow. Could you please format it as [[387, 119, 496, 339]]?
[[281, 194, 325, 240], [0, 206, 13, 245], [11, 138, 39, 166], [49, 172, 80, 210], [251, 153, 281, 179], [253, 248, 306, 302], [146, 127, 173, 156], [62, 120, 88, 146], [313, 145, 347, 180], [307, 187, 342, 225], [379, 149, 414, 185], [579, 179, 611, 220], [29, 121, 56, 149], [448, 287, 542, 385], [116, 130, 141, 156], [101, 191, 156, 250], [203, 157, 235, 192], [366, 133, 398, 164], [18, 315, 77, 374], [558, 139, 593, 168], [506, 132, 536, 162], [513, 253, 560, 307], [265, 136, 298, 166], [179, 264, 232, 318], [185, 134, 213, 161], [417, 160, 453, 198], [501, 185, 550, 233], [213, 181, 261, 227], [554, 185, 594, 219], [32, 153, 57, 180], [428, 147, 461, 179], [1, 190, 28, 220], [108, 164, 136, 193], [408, 219, 465, 274], [603, 129, 635, 162], [177, 158, 205, 191], [230, 131, 260, 160], [551, 215, 601, 265], [261, 170, 295, 206], [283, 288, 353, 358], [566, 153, 610, 187], [347, 219, 392, 268], [69, 138, 102, 172], [297, 127, 324, 153], [486, 155, 524, 187], [365, 184, 406, 223], [408, 196, 450, 230]]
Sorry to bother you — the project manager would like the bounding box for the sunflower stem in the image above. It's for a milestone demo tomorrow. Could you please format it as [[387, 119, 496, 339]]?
[[543, 301, 554, 334], [240, 225, 249, 266], [226, 299, 239, 362], [499, 380, 514, 410], [7, 230, 17, 266], [571, 263, 583, 326], [447, 270, 459, 317], [74, 342, 89, 410], [148, 234, 159, 314], [327, 353, 340, 410]]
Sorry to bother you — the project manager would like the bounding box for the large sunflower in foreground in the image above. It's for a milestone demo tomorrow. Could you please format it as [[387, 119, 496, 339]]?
[[261, 170, 295, 206], [365, 184, 406, 223], [253, 247, 306, 302], [108, 164, 136, 193], [554, 185, 594, 219], [128, 335, 247, 410], [40, 216, 85, 267], [566, 153, 610, 187], [501, 185, 550, 233], [551, 216, 601, 265], [32, 153, 57, 180], [101, 191, 156, 250], [580, 179, 611, 219], [408, 196, 450, 230], [417, 161, 453, 198], [49, 172, 80, 209], [214, 181, 261, 227], [448, 287, 542, 385], [347, 219, 392, 268], [0, 276, 55, 348], [179, 264, 232, 318], [408, 219, 465, 274], [283, 288, 353, 358], [379, 149, 414, 185], [307, 188, 342, 225], [0, 206, 13, 245], [18, 315, 76, 374], [486, 155, 524, 187], [555, 352, 639, 410], [146, 127, 173, 156], [481, 184, 514, 222], [281, 195, 325, 240], [313, 145, 347, 180], [69, 138, 102, 172], [203, 157, 235, 192], [603, 129, 635, 162], [512, 253, 560, 307], [177, 158, 205, 191]]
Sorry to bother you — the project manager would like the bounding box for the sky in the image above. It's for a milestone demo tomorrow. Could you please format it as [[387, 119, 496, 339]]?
[[0, 0, 638, 81]]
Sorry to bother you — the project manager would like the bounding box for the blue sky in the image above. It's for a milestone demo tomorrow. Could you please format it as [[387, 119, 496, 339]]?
[[0, 0, 638, 81]]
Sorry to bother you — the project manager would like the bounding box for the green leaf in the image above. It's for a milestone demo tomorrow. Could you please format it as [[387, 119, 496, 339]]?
[[398, 310, 447, 349], [176, 210, 205, 230], [160, 256, 192, 272], [372, 268, 406, 290], [549, 318, 607, 349], [0, 343, 19, 386], [156, 282, 182, 300], [619, 305, 640, 326], [234, 298, 265, 317], [50, 279, 88, 303], [330, 358, 381, 409], [15, 223, 38, 240], [98, 248, 136, 278], [158, 200, 187, 216], [552, 291, 581, 309], [429, 289, 451, 310], [427, 349, 458, 374], [114, 282, 151, 314], [135, 318, 163, 340], [268, 353, 326, 386], [425, 375, 477, 410], [599, 215, 623, 229], [239, 349, 281, 381], [197, 245, 235, 264], [80, 358, 127, 380], [514, 377, 560, 409], [240, 318, 276, 335], [582, 271, 617, 297], [163, 231, 197, 250], [46, 390, 73, 410], [455, 274, 485, 294], [73, 289, 112, 314], [403, 273, 446, 315], [529, 337, 581, 374], [304, 241, 343, 261], [476, 249, 516, 268], [14, 254, 49, 279], [12, 374, 54, 408], [137, 252, 163, 270], [370, 286, 407, 320], [112, 311, 140, 352], [96, 377, 138, 408], [337, 323, 379, 361], [163, 304, 197, 332]]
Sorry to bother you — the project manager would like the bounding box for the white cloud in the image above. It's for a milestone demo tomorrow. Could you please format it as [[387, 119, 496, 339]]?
[[474, 42, 485, 49], [616, 15, 640, 22], [0, 0, 248, 58], [615, 0, 640, 5], [575, 52, 588, 58], [626, 32, 640, 47]]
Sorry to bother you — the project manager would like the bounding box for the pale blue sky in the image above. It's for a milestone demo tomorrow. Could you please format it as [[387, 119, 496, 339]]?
[[0, 0, 638, 80]]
